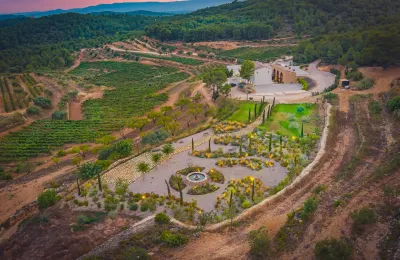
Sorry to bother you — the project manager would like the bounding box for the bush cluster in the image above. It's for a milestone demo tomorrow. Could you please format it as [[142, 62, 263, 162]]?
[[160, 231, 186, 247], [155, 212, 170, 224]]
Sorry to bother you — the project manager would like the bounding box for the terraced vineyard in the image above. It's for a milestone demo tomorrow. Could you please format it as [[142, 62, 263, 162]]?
[[0, 62, 190, 162], [122, 52, 204, 65], [218, 46, 294, 62], [0, 74, 41, 112]]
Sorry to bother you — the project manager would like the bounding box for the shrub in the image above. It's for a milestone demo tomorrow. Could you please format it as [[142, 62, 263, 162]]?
[[160, 231, 187, 247], [300, 196, 318, 220], [350, 207, 377, 233], [315, 238, 352, 260], [355, 78, 375, 90], [26, 106, 42, 115], [128, 202, 138, 211], [241, 200, 252, 209], [296, 106, 305, 113], [248, 227, 271, 258], [33, 96, 52, 108], [52, 110, 67, 120], [346, 70, 364, 81], [387, 96, 400, 112], [116, 246, 149, 260], [313, 184, 326, 195], [37, 189, 59, 209], [141, 130, 170, 145], [0, 171, 12, 180], [155, 212, 170, 224], [324, 93, 338, 103], [368, 101, 382, 115]]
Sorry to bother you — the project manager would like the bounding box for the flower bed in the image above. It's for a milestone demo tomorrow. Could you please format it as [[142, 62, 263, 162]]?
[[207, 168, 225, 184], [176, 166, 205, 176], [213, 135, 242, 145], [187, 183, 219, 195], [213, 121, 246, 134], [216, 158, 264, 171]]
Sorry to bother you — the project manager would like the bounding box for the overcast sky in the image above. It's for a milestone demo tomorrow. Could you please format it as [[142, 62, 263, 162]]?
[[0, 0, 178, 14]]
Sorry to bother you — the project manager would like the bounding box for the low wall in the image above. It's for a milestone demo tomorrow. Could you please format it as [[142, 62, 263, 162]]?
[[77, 103, 332, 259]]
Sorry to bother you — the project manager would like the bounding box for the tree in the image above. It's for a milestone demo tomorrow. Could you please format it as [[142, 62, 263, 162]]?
[[127, 117, 149, 133], [192, 92, 202, 103], [72, 156, 83, 167], [170, 110, 182, 122], [315, 238, 352, 260], [95, 135, 116, 146], [165, 179, 171, 199], [52, 110, 67, 120], [220, 84, 232, 97], [165, 121, 180, 136], [162, 143, 174, 156], [97, 172, 102, 191], [70, 144, 91, 158], [160, 106, 173, 116], [147, 111, 162, 124], [174, 98, 190, 110], [240, 60, 255, 82], [33, 96, 52, 109], [157, 115, 173, 128], [203, 67, 228, 100], [37, 189, 59, 210], [78, 162, 102, 180], [188, 103, 203, 120]]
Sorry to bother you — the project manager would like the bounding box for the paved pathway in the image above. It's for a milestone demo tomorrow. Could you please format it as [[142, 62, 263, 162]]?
[[102, 105, 270, 185]]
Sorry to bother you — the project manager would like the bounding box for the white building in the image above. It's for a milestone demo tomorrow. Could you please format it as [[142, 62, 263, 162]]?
[[252, 67, 273, 86]]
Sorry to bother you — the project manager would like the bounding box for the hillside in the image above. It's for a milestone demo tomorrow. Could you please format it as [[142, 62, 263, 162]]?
[[146, 0, 400, 41], [0, 13, 163, 73]]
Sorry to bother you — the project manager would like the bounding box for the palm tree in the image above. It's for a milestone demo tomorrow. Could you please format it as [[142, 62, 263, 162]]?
[[162, 143, 175, 156]]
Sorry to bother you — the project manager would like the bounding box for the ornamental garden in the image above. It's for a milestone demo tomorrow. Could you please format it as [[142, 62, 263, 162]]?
[[69, 102, 322, 225]]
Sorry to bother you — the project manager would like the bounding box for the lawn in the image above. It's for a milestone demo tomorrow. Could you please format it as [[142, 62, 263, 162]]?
[[258, 104, 319, 137], [218, 46, 294, 62], [227, 101, 266, 123]]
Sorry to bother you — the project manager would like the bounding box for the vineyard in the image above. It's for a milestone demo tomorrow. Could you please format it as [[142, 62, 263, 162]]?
[[0, 62, 190, 162], [218, 46, 294, 62], [0, 74, 43, 113], [120, 52, 204, 66]]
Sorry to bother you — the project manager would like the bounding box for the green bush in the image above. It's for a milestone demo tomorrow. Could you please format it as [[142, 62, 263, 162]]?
[[52, 110, 67, 120], [155, 212, 170, 224], [128, 202, 138, 211], [0, 171, 12, 180], [350, 207, 377, 233], [248, 227, 271, 258], [346, 70, 364, 81], [315, 238, 352, 260], [160, 230, 187, 247], [116, 246, 149, 260], [387, 96, 400, 112], [141, 130, 170, 145], [298, 78, 309, 90], [296, 106, 305, 113], [355, 78, 375, 90], [33, 96, 52, 108], [26, 106, 42, 115], [300, 196, 318, 220], [368, 101, 382, 115], [37, 189, 59, 209], [313, 184, 326, 195], [241, 200, 252, 209]]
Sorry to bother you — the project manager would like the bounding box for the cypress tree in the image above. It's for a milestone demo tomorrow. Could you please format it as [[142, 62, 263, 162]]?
[[191, 138, 194, 153], [209, 138, 211, 152], [248, 108, 251, 123], [77, 178, 81, 196], [254, 104, 257, 119], [300, 123, 304, 138], [177, 181, 183, 206], [269, 134, 272, 152], [262, 110, 266, 124], [267, 105, 271, 120], [239, 140, 243, 156]]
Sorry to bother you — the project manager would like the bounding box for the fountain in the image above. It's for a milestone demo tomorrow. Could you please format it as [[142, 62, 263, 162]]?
[[186, 172, 208, 186]]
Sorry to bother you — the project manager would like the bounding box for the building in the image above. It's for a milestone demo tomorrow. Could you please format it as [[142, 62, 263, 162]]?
[[271, 64, 297, 84], [226, 65, 241, 77], [252, 67, 273, 86]]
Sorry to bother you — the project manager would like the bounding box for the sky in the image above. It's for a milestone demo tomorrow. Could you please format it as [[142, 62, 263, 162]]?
[[0, 0, 179, 14]]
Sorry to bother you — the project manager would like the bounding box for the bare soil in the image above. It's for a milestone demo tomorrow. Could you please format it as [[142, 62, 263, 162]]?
[[68, 101, 83, 120]]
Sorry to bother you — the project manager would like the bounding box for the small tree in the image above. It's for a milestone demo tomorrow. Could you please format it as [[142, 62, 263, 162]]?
[[248, 108, 251, 123], [175, 98, 190, 110], [208, 138, 212, 152], [165, 121, 180, 136], [165, 179, 171, 199], [254, 104, 257, 119], [170, 110, 182, 122], [157, 115, 173, 128], [160, 106, 173, 116], [97, 172, 102, 191], [220, 84, 232, 97], [176, 179, 184, 206], [188, 103, 203, 120], [191, 138, 194, 153], [300, 123, 304, 138], [240, 60, 255, 82], [127, 117, 149, 133], [262, 110, 266, 124], [147, 111, 162, 124]]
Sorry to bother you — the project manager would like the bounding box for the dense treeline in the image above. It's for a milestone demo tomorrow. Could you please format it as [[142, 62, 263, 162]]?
[[294, 21, 400, 67], [146, 0, 400, 42], [0, 13, 164, 73]]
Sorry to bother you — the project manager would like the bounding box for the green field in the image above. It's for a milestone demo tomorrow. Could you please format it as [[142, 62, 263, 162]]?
[[258, 104, 319, 136], [0, 61, 190, 162], [228, 102, 266, 123], [218, 46, 294, 62]]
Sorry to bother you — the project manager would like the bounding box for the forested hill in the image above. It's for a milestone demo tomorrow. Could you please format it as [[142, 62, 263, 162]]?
[[0, 13, 164, 73], [145, 0, 400, 42]]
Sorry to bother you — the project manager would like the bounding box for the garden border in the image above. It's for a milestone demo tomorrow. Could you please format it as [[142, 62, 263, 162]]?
[[77, 103, 332, 259]]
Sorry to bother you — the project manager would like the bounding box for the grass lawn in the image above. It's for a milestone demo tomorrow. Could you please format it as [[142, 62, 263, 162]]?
[[228, 101, 266, 123], [258, 104, 319, 137]]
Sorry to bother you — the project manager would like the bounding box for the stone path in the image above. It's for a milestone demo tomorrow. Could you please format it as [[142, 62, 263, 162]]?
[[102, 105, 270, 185]]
